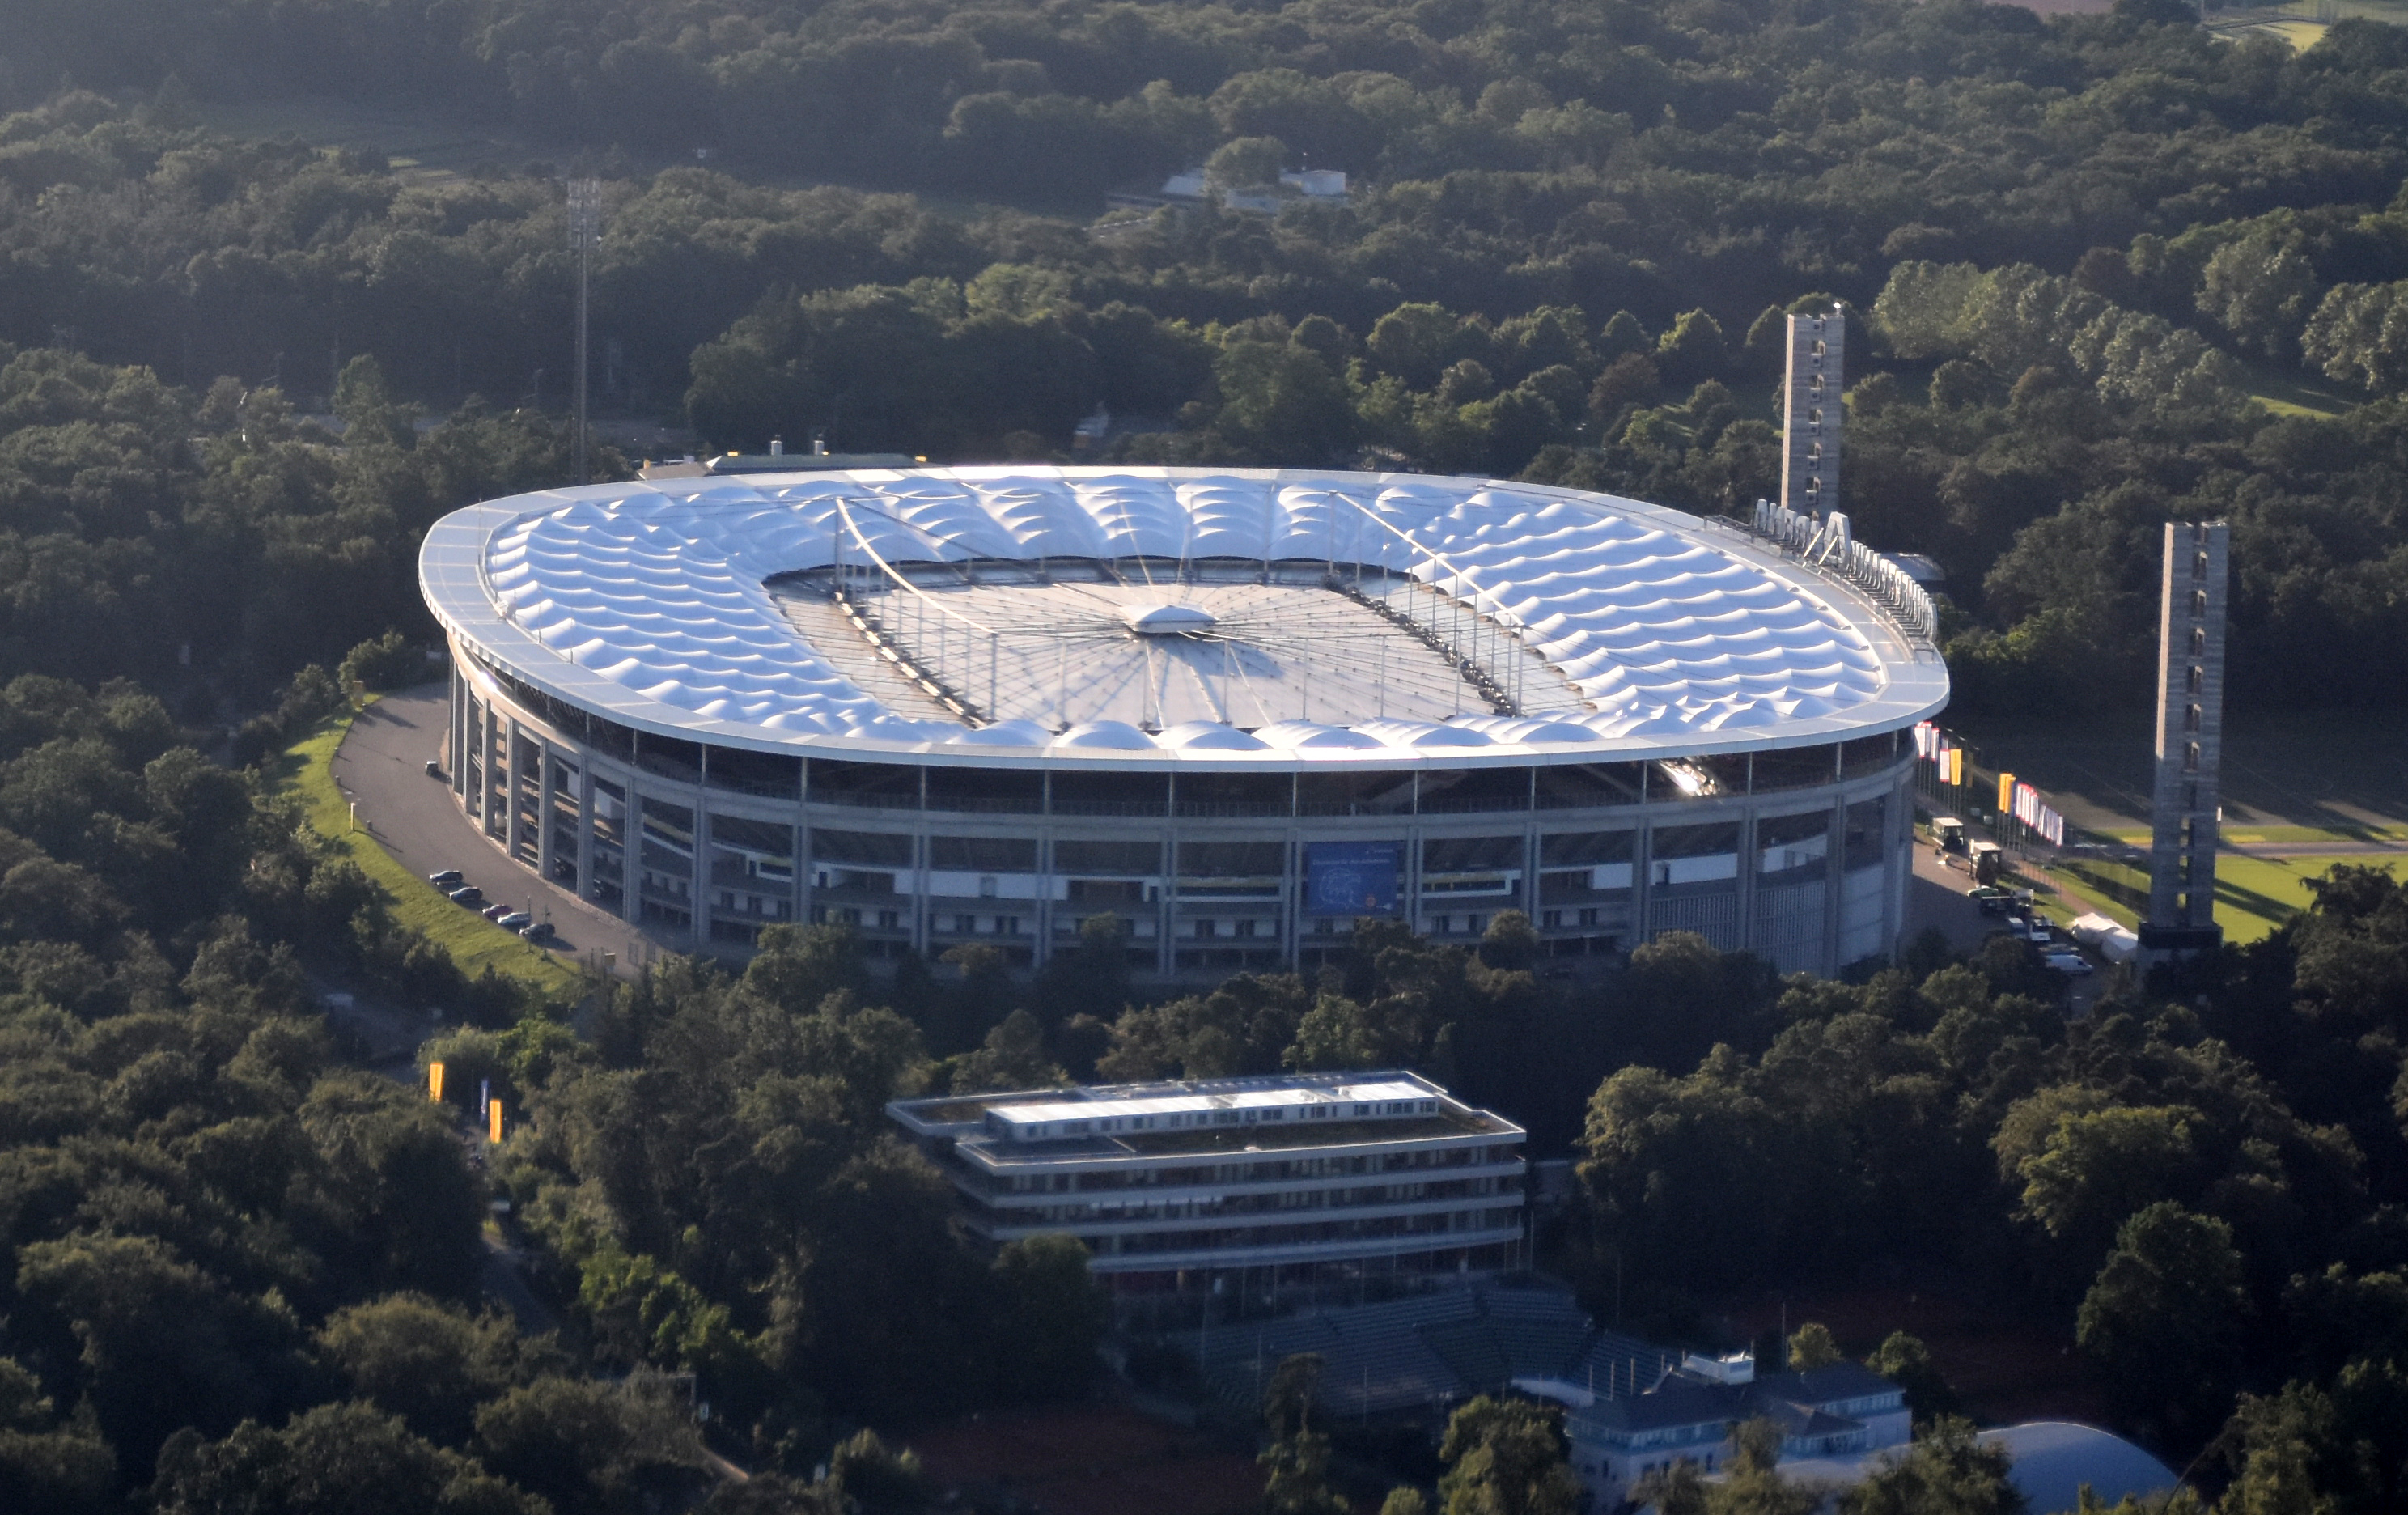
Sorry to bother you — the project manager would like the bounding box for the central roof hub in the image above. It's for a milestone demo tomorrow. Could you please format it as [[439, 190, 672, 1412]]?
[[1122, 602, 1217, 636]]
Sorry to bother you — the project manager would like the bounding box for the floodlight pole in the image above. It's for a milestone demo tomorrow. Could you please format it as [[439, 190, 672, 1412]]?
[[567, 178, 601, 486]]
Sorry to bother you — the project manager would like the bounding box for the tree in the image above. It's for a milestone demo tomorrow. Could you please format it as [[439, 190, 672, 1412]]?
[[2012, 1105, 2201, 1269], [472, 1375, 706, 1515], [1435, 1396, 1579, 1515], [1864, 1332, 1959, 1424], [2076, 1203, 2248, 1439], [1839, 1416, 2025, 1515], [1634, 1460, 1710, 1515], [951, 1007, 1066, 1093], [1260, 1354, 1349, 1515], [152, 1402, 542, 1515], [0, 1355, 112, 1513], [1789, 1323, 1842, 1371], [1706, 1419, 1817, 1515], [988, 1234, 1107, 1402], [315, 1293, 545, 1445], [1654, 312, 1728, 389], [1205, 136, 1287, 193]]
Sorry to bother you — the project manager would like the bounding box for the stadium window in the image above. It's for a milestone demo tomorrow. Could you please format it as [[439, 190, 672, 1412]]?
[[2192, 589, 2209, 618], [2185, 743, 2201, 773], [2190, 626, 2207, 656]]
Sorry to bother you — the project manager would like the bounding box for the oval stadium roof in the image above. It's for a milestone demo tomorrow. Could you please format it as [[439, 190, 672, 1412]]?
[[421, 466, 1947, 766]]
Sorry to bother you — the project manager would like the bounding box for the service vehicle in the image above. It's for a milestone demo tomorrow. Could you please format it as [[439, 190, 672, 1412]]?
[[2042, 949, 2094, 976], [1969, 840, 2005, 885]]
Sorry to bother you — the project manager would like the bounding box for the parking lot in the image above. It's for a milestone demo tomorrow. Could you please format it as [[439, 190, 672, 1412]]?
[[333, 687, 678, 978]]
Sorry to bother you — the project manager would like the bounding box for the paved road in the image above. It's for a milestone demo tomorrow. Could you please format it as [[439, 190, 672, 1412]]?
[[332, 685, 676, 979], [1905, 844, 2105, 1013]]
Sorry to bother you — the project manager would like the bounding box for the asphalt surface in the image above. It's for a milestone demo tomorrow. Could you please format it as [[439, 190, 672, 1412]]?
[[332, 685, 675, 978], [1906, 843, 2105, 1015]]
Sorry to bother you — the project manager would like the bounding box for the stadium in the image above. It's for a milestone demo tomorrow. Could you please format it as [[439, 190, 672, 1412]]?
[[418, 467, 1947, 978]]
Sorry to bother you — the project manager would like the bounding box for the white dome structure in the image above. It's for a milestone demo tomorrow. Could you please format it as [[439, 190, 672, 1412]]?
[[423, 466, 1944, 978]]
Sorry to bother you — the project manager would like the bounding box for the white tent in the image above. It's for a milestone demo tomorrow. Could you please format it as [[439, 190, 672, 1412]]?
[[2067, 912, 2140, 964]]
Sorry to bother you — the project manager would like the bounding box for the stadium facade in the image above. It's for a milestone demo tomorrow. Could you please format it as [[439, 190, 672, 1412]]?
[[418, 467, 1946, 978]]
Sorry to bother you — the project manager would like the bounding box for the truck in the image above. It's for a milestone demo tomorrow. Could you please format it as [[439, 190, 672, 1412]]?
[[1968, 839, 2005, 885], [1931, 817, 1967, 855]]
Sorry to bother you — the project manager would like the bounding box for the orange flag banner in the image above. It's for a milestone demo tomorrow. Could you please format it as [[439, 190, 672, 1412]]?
[[428, 1062, 445, 1102], [489, 1099, 503, 1144]]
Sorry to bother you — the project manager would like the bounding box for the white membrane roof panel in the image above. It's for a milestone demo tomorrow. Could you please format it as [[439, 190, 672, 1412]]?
[[426, 467, 1948, 765]]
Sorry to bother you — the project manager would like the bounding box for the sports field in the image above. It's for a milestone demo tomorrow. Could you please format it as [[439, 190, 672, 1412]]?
[[2051, 851, 2406, 944]]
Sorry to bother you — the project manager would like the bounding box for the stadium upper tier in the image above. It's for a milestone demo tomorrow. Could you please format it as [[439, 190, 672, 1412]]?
[[422, 467, 1946, 763]]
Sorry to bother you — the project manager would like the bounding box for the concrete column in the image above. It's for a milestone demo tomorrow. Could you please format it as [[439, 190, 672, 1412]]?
[[2145, 521, 2228, 948], [692, 798, 711, 950], [449, 664, 465, 796], [503, 721, 526, 859], [621, 780, 641, 923], [536, 741, 556, 881], [1733, 758, 1759, 957], [484, 706, 502, 835], [575, 765, 596, 902], [1280, 824, 1301, 969]]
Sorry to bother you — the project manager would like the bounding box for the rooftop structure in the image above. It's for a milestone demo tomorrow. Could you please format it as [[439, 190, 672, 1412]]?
[[888, 1070, 1525, 1313], [422, 467, 1943, 977]]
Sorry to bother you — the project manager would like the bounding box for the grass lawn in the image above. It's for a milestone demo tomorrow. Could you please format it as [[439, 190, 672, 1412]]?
[[273, 707, 585, 999], [2053, 852, 2406, 945]]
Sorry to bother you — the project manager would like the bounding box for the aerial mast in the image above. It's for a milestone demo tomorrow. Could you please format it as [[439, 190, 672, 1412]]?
[[566, 178, 602, 486]]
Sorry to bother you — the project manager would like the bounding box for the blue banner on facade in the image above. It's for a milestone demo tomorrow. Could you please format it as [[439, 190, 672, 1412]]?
[[1305, 841, 1400, 916]]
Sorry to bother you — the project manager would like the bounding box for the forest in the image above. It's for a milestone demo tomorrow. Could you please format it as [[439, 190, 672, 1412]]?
[[0, 0, 2400, 1509], [2, 0, 2408, 711]]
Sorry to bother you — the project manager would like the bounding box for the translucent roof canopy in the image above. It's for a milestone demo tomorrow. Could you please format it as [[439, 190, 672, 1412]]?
[[421, 466, 1948, 767]]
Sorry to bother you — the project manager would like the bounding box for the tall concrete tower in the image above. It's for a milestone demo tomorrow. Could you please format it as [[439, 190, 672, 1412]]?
[[2142, 520, 2229, 957], [1780, 308, 1843, 516]]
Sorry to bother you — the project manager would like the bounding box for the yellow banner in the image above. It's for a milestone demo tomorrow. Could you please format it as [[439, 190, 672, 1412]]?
[[428, 1061, 444, 1102], [489, 1098, 503, 1144], [1998, 771, 2016, 813]]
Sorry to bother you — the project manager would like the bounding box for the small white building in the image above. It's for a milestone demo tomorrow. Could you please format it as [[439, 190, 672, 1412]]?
[[1517, 1350, 1910, 1510], [888, 1069, 1525, 1309], [1141, 168, 1352, 213]]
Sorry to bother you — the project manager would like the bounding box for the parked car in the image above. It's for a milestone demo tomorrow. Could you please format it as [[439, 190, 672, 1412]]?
[[447, 885, 483, 906], [519, 921, 556, 942], [424, 759, 443, 778], [1968, 885, 2014, 914], [496, 912, 532, 931], [2043, 949, 2094, 976], [428, 868, 464, 887], [481, 902, 514, 921]]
